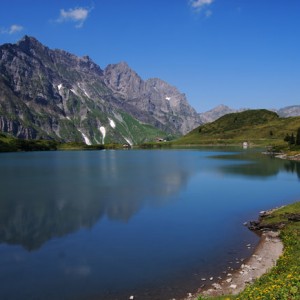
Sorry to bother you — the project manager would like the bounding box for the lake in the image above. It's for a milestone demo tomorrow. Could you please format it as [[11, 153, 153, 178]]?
[[0, 149, 299, 300]]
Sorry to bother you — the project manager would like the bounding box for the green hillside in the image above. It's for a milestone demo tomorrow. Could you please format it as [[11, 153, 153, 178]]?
[[0, 133, 108, 152], [0, 133, 58, 152], [174, 109, 300, 147]]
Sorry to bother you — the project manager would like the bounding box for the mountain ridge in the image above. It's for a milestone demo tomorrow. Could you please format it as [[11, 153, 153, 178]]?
[[199, 104, 300, 124], [175, 109, 300, 146], [0, 36, 200, 144]]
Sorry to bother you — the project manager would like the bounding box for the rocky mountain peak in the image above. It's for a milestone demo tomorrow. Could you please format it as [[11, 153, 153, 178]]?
[[145, 77, 183, 99], [104, 62, 144, 98], [16, 35, 47, 55], [199, 104, 237, 123], [0, 36, 202, 142], [104, 62, 201, 134], [17, 35, 42, 46]]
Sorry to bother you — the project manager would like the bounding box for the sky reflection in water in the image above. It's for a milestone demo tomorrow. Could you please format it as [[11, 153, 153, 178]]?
[[0, 149, 299, 299]]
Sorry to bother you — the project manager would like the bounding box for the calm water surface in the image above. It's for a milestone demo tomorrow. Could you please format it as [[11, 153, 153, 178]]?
[[0, 149, 299, 300]]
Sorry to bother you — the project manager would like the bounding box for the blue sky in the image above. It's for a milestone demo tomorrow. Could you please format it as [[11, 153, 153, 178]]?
[[0, 0, 299, 112]]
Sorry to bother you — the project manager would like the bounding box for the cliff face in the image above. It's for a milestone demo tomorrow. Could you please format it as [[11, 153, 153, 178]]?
[[104, 62, 201, 134], [0, 36, 201, 144]]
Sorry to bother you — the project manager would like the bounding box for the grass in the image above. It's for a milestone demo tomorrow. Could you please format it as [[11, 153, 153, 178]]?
[[0, 133, 122, 152], [57, 142, 122, 150], [198, 201, 300, 300], [174, 110, 300, 148], [0, 133, 58, 152], [116, 110, 173, 144]]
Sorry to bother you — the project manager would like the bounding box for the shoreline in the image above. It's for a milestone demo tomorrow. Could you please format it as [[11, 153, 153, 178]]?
[[183, 220, 284, 299]]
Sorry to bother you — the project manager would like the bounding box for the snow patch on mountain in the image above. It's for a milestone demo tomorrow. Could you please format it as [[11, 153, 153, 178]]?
[[124, 137, 133, 146], [70, 89, 78, 96], [99, 126, 106, 144], [109, 118, 116, 129], [78, 129, 91, 145]]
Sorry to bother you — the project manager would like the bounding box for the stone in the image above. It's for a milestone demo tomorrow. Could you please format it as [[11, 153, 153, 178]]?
[[212, 283, 222, 290]]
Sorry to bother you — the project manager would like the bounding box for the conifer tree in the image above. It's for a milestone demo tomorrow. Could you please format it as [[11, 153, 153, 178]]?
[[296, 127, 300, 145], [290, 133, 295, 145], [284, 133, 290, 143]]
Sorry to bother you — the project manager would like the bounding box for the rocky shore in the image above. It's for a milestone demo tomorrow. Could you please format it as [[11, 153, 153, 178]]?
[[182, 209, 284, 300], [275, 153, 300, 161]]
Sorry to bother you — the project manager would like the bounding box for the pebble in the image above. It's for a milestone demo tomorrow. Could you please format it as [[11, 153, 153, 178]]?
[[129, 296, 134, 300], [230, 284, 237, 289], [226, 278, 232, 283], [245, 277, 253, 284], [201, 278, 206, 281], [212, 283, 222, 290], [209, 277, 213, 281]]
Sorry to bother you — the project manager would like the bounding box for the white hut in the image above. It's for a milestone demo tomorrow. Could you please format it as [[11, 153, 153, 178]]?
[[243, 142, 248, 149]]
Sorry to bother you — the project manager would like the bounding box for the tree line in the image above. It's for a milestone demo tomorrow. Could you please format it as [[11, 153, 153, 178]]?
[[284, 127, 300, 146]]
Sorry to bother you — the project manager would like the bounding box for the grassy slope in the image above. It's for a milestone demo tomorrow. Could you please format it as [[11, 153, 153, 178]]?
[[0, 133, 58, 152], [199, 202, 300, 300], [116, 111, 173, 144], [174, 109, 300, 147], [0, 133, 108, 152]]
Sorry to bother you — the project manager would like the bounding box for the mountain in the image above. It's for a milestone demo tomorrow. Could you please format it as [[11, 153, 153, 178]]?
[[175, 109, 300, 146], [104, 62, 201, 134], [277, 105, 300, 117], [0, 36, 200, 145], [199, 104, 300, 124], [199, 105, 238, 123]]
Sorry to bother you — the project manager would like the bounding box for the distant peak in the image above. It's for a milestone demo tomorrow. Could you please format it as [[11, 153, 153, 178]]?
[[17, 35, 41, 46], [16, 35, 46, 52], [105, 61, 138, 77], [106, 61, 131, 70], [146, 77, 167, 85], [81, 55, 91, 61], [216, 104, 230, 109], [118, 61, 129, 66]]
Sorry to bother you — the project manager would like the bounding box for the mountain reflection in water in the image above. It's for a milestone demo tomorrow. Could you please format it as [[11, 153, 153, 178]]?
[[211, 151, 300, 179], [0, 149, 299, 300], [0, 150, 192, 250]]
